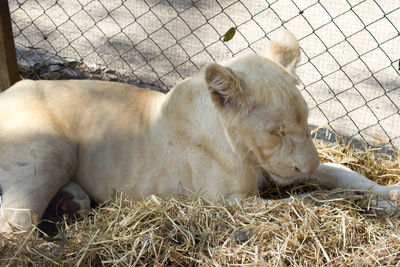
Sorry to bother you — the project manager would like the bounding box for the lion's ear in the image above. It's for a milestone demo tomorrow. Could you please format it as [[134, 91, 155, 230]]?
[[205, 63, 246, 111], [266, 29, 300, 77]]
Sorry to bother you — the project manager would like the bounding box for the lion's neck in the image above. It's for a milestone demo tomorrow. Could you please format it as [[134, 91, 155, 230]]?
[[161, 76, 257, 175]]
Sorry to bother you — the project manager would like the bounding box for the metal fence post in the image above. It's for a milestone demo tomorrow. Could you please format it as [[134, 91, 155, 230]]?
[[0, 0, 20, 91]]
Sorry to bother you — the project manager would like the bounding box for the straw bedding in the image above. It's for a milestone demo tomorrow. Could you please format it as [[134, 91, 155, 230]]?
[[1, 137, 399, 266]]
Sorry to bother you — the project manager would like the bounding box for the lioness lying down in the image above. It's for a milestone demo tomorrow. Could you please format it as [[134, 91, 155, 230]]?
[[1, 30, 399, 232]]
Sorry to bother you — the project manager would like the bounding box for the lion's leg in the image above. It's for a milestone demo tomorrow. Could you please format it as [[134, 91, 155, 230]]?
[[0, 137, 77, 232], [46, 181, 91, 219], [297, 163, 400, 208], [39, 181, 91, 236]]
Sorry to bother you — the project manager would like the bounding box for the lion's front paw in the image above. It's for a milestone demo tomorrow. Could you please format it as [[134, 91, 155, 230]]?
[[370, 198, 398, 214], [388, 186, 400, 204], [370, 185, 400, 213]]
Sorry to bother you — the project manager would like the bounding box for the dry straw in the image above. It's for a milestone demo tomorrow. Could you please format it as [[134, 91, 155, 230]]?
[[1, 136, 400, 266]]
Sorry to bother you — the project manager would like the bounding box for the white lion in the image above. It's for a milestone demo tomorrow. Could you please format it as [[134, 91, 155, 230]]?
[[0, 30, 399, 232]]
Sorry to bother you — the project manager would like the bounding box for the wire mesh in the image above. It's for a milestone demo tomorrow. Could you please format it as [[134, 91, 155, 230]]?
[[8, 0, 400, 149]]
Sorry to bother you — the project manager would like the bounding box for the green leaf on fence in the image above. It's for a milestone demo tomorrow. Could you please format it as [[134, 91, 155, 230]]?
[[223, 27, 236, 42]]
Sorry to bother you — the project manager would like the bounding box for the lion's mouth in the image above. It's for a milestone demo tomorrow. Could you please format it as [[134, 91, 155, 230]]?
[[264, 170, 299, 185]]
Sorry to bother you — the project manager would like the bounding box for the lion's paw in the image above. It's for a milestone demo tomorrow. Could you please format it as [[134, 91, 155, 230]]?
[[388, 186, 400, 204]]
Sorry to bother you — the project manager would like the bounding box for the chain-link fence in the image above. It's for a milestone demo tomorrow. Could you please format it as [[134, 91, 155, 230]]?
[[8, 0, 400, 149]]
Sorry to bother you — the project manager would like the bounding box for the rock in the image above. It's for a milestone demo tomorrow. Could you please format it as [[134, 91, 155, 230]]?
[[62, 69, 80, 78], [49, 64, 62, 72], [86, 62, 98, 69], [108, 74, 118, 81], [90, 68, 101, 74], [106, 69, 116, 74], [234, 227, 255, 243]]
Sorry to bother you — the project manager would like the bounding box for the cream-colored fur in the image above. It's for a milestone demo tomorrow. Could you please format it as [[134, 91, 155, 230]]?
[[0, 30, 399, 232]]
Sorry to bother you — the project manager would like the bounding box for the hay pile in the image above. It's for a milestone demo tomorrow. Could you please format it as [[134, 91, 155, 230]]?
[[1, 138, 399, 266]]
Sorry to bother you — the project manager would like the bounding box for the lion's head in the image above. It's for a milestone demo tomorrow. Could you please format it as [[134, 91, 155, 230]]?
[[205, 30, 319, 185]]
